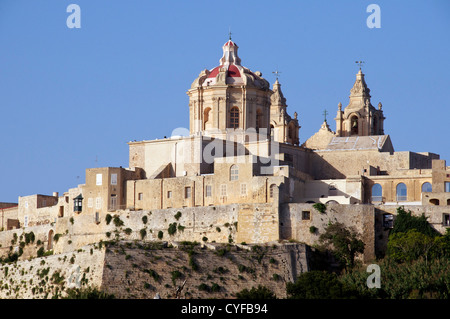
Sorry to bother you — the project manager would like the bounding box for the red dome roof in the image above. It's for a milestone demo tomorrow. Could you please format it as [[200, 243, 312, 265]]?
[[224, 40, 238, 47], [207, 64, 241, 78]]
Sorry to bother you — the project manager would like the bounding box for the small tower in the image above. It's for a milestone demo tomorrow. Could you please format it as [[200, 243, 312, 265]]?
[[269, 79, 300, 145], [335, 69, 385, 137]]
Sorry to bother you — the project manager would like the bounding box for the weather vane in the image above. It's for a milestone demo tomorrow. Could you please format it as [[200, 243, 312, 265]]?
[[323, 109, 329, 122], [272, 69, 281, 80], [355, 60, 365, 70]]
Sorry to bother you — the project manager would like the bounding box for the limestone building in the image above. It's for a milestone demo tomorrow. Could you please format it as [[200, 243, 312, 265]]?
[[1, 37, 449, 263]]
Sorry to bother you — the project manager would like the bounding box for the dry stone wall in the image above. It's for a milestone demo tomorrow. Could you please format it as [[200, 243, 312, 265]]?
[[100, 241, 309, 299]]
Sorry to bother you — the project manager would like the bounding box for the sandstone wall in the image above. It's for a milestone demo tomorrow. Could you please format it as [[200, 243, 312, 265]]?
[[280, 203, 376, 263], [0, 243, 105, 299], [100, 241, 309, 299]]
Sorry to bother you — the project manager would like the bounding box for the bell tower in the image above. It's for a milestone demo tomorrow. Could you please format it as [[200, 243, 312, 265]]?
[[335, 68, 385, 137]]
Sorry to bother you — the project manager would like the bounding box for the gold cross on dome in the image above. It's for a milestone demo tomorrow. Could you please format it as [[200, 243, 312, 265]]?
[[228, 28, 232, 40]]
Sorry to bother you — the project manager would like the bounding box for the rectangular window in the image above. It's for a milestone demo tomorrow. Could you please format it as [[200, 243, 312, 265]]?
[[96, 174, 102, 186], [88, 198, 93, 208], [95, 212, 100, 224], [302, 211, 310, 220], [167, 191, 172, 198], [110, 195, 117, 210], [24, 216, 28, 228], [111, 173, 117, 185], [383, 214, 394, 228], [95, 197, 102, 209], [443, 214, 450, 227], [205, 185, 212, 197], [138, 193, 143, 201], [185, 187, 192, 199], [220, 184, 227, 197], [240, 183, 247, 196], [42, 199, 47, 207], [445, 182, 450, 193]]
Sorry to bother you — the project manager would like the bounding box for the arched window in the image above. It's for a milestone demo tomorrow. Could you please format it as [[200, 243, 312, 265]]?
[[421, 182, 432, 193], [372, 184, 382, 202], [269, 184, 277, 198], [229, 107, 239, 129], [48, 229, 54, 250], [373, 116, 378, 135], [396, 183, 407, 201], [203, 108, 211, 129], [288, 124, 295, 140], [230, 165, 239, 181], [270, 125, 274, 137], [256, 109, 263, 132], [351, 116, 358, 135], [429, 199, 439, 206]]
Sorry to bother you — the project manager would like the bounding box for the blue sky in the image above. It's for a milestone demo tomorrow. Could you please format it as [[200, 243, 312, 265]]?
[[0, 1, 449, 203]]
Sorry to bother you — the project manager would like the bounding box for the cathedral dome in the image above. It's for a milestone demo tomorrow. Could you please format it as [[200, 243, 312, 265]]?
[[190, 39, 269, 90]]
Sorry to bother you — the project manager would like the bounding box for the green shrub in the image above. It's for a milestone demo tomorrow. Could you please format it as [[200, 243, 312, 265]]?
[[63, 287, 115, 299], [313, 203, 327, 213], [140, 228, 147, 240], [37, 247, 45, 257], [174, 211, 182, 220], [157, 231, 163, 240], [309, 226, 318, 234], [142, 216, 148, 224], [198, 283, 210, 292], [113, 216, 124, 227], [171, 270, 182, 284], [168, 223, 177, 236], [105, 214, 112, 225], [189, 256, 199, 271], [124, 228, 132, 235], [53, 233, 62, 243], [236, 285, 276, 299]]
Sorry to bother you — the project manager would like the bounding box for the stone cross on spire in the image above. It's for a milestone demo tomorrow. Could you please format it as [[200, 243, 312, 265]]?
[[323, 109, 329, 122]]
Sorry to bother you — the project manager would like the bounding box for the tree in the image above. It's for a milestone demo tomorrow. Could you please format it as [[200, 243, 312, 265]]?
[[318, 222, 365, 268], [390, 207, 439, 238], [286, 271, 358, 299], [387, 229, 434, 263], [235, 285, 276, 299]]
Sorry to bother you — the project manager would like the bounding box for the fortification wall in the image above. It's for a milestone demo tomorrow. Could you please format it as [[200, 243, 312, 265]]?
[[280, 203, 376, 262], [0, 243, 105, 299], [100, 241, 309, 299]]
